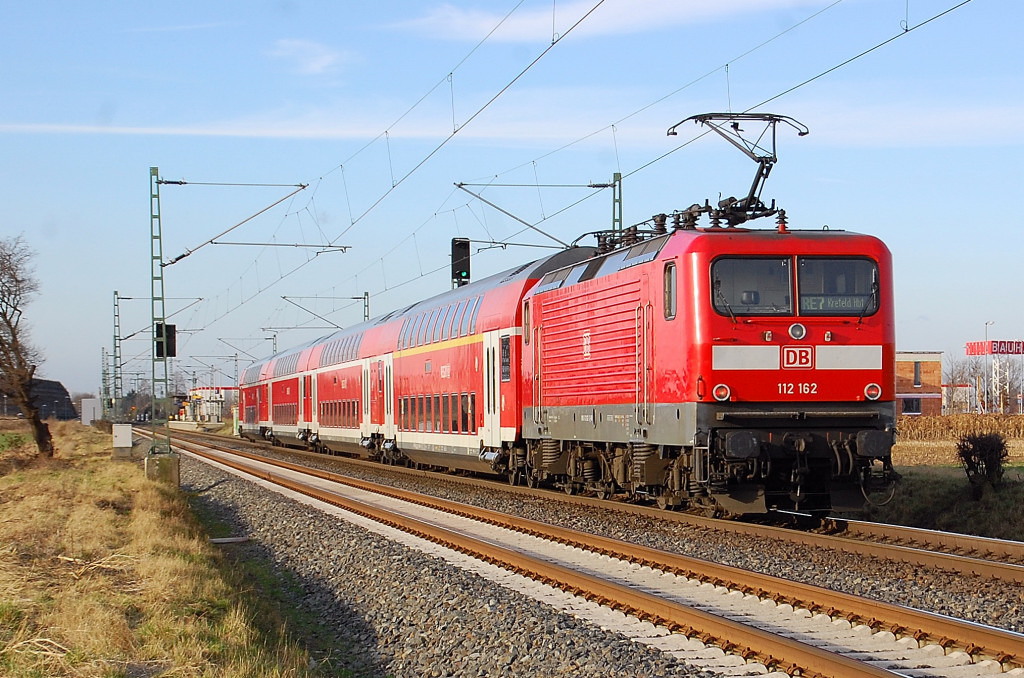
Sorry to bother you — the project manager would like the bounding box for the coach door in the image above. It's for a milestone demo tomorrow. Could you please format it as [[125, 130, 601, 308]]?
[[483, 330, 502, 448], [361, 360, 371, 436], [300, 374, 312, 425], [366, 359, 387, 432], [382, 353, 395, 440]]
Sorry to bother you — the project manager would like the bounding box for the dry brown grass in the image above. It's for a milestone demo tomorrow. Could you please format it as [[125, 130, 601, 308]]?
[[0, 420, 315, 677], [894, 414, 1024, 466]]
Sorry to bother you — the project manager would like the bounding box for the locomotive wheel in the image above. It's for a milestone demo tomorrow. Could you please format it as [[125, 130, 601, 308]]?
[[692, 497, 721, 518], [525, 471, 538, 488], [655, 495, 671, 510], [563, 481, 577, 495], [508, 468, 520, 486]]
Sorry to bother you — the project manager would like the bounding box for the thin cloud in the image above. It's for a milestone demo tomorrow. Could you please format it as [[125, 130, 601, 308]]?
[[396, 0, 828, 42], [268, 39, 350, 76], [3, 92, 1021, 148]]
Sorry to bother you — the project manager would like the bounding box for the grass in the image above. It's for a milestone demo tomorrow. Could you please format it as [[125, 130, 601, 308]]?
[[0, 432, 29, 452], [0, 419, 332, 677], [846, 437, 1024, 541], [856, 464, 1024, 540]]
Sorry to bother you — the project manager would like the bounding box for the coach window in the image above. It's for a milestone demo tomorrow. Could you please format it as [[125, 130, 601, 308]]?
[[434, 307, 446, 342], [500, 336, 511, 382], [441, 396, 450, 433], [439, 305, 452, 342], [449, 300, 466, 338], [416, 395, 424, 431], [469, 296, 482, 334], [664, 262, 677, 320], [430, 307, 443, 343], [450, 393, 460, 433], [469, 393, 477, 433], [460, 297, 476, 337], [433, 395, 441, 433], [413, 313, 427, 347], [398, 319, 409, 350], [424, 395, 433, 432], [419, 310, 434, 346], [460, 393, 470, 433]]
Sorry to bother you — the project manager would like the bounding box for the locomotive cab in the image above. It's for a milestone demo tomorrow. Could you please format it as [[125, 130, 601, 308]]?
[[691, 234, 897, 513]]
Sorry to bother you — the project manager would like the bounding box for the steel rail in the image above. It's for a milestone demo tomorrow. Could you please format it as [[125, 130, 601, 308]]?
[[162, 431, 1024, 670], [173, 437, 895, 678], [827, 517, 1024, 563]]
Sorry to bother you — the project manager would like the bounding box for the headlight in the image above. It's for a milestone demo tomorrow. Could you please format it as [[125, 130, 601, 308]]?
[[864, 383, 882, 401], [713, 383, 731, 401], [788, 323, 806, 340]]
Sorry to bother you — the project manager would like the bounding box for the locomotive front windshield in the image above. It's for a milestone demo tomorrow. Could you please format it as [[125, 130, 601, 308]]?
[[711, 256, 879, 317], [797, 257, 878, 316]]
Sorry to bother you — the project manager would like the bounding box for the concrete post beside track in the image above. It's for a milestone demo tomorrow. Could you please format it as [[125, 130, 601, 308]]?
[[145, 451, 180, 486]]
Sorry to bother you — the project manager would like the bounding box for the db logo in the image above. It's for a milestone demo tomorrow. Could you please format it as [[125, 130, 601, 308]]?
[[782, 346, 813, 369]]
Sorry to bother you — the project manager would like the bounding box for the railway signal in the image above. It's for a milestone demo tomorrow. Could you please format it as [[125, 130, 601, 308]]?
[[452, 237, 470, 287], [155, 322, 176, 358]]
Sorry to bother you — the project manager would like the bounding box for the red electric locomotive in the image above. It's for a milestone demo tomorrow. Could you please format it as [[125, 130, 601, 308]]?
[[239, 113, 898, 515], [518, 218, 895, 514]]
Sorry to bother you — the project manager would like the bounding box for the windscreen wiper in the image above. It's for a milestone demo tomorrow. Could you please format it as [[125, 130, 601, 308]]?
[[858, 281, 879, 324], [714, 279, 736, 323]]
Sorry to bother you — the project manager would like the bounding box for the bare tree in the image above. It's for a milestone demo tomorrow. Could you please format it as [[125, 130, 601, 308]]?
[[0, 235, 53, 457], [944, 354, 985, 414]]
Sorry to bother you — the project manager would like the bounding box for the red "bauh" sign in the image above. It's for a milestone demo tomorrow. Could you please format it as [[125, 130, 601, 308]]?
[[966, 340, 1024, 356]]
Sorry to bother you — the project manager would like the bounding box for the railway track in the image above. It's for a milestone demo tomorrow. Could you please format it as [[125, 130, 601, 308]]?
[[167, 428, 1024, 585], [146, 429, 1024, 677]]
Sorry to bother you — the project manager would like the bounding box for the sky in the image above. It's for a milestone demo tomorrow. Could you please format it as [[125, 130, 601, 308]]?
[[1, 0, 1021, 397]]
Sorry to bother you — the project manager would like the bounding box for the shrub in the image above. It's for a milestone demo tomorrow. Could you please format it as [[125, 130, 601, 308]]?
[[956, 432, 1008, 496]]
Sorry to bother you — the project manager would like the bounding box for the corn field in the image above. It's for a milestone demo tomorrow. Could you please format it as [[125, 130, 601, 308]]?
[[897, 414, 1024, 441]]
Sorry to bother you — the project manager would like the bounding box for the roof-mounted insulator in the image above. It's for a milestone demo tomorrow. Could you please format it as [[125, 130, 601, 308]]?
[[653, 213, 668, 234], [777, 209, 789, 234]]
